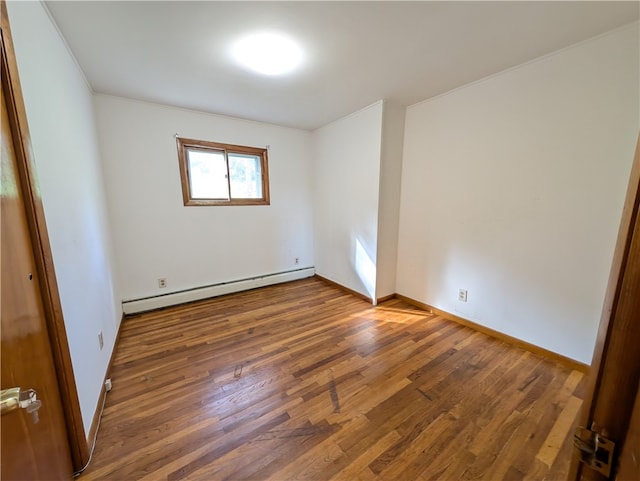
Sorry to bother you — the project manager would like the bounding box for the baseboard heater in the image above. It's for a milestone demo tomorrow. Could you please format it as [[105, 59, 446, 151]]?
[[122, 267, 315, 314]]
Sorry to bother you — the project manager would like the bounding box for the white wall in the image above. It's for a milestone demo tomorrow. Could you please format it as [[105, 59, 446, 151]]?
[[312, 101, 384, 299], [376, 101, 405, 300], [93, 95, 314, 302], [397, 23, 640, 364], [7, 1, 122, 433]]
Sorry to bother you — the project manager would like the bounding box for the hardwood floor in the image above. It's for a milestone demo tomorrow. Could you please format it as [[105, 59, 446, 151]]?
[[79, 277, 585, 480]]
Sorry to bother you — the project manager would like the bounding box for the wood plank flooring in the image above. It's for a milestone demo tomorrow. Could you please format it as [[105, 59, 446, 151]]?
[[79, 277, 585, 480]]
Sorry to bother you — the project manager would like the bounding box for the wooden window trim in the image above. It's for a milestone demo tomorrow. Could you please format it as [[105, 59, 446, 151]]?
[[177, 137, 270, 206]]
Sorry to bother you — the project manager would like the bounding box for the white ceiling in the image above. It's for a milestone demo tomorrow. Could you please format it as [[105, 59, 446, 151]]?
[[46, 1, 639, 130]]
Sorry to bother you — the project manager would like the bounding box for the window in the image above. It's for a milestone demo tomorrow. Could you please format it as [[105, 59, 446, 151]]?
[[177, 137, 270, 206]]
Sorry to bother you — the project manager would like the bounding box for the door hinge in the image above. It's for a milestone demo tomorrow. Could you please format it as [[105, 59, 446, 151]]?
[[573, 426, 615, 478]]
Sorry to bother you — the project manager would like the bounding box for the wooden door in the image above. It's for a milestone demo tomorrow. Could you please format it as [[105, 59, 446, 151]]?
[[616, 384, 640, 480], [0, 12, 73, 481], [569, 133, 640, 480], [1, 1, 89, 471]]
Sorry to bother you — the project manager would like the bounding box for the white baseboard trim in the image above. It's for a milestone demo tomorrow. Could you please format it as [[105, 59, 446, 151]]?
[[122, 267, 315, 314]]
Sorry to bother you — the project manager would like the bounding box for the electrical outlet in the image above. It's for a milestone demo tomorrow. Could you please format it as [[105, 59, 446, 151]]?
[[158, 278, 167, 288], [458, 289, 468, 302], [98, 331, 104, 350], [295, 257, 300, 265]]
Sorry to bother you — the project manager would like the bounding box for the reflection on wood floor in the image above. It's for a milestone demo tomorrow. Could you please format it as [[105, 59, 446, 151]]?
[[79, 277, 584, 480]]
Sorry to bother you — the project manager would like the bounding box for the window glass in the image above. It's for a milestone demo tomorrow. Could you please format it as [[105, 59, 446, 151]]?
[[187, 149, 228, 199], [229, 153, 262, 199]]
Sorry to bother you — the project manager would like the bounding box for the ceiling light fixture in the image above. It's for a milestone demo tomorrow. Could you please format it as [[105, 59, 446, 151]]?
[[231, 32, 304, 76]]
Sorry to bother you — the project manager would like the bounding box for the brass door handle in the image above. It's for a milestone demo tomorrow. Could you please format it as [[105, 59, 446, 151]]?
[[1, 387, 42, 422], [1, 387, 21, 414]]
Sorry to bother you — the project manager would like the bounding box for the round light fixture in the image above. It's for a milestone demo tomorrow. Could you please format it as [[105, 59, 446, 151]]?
[[232, 32, 303, 76]]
